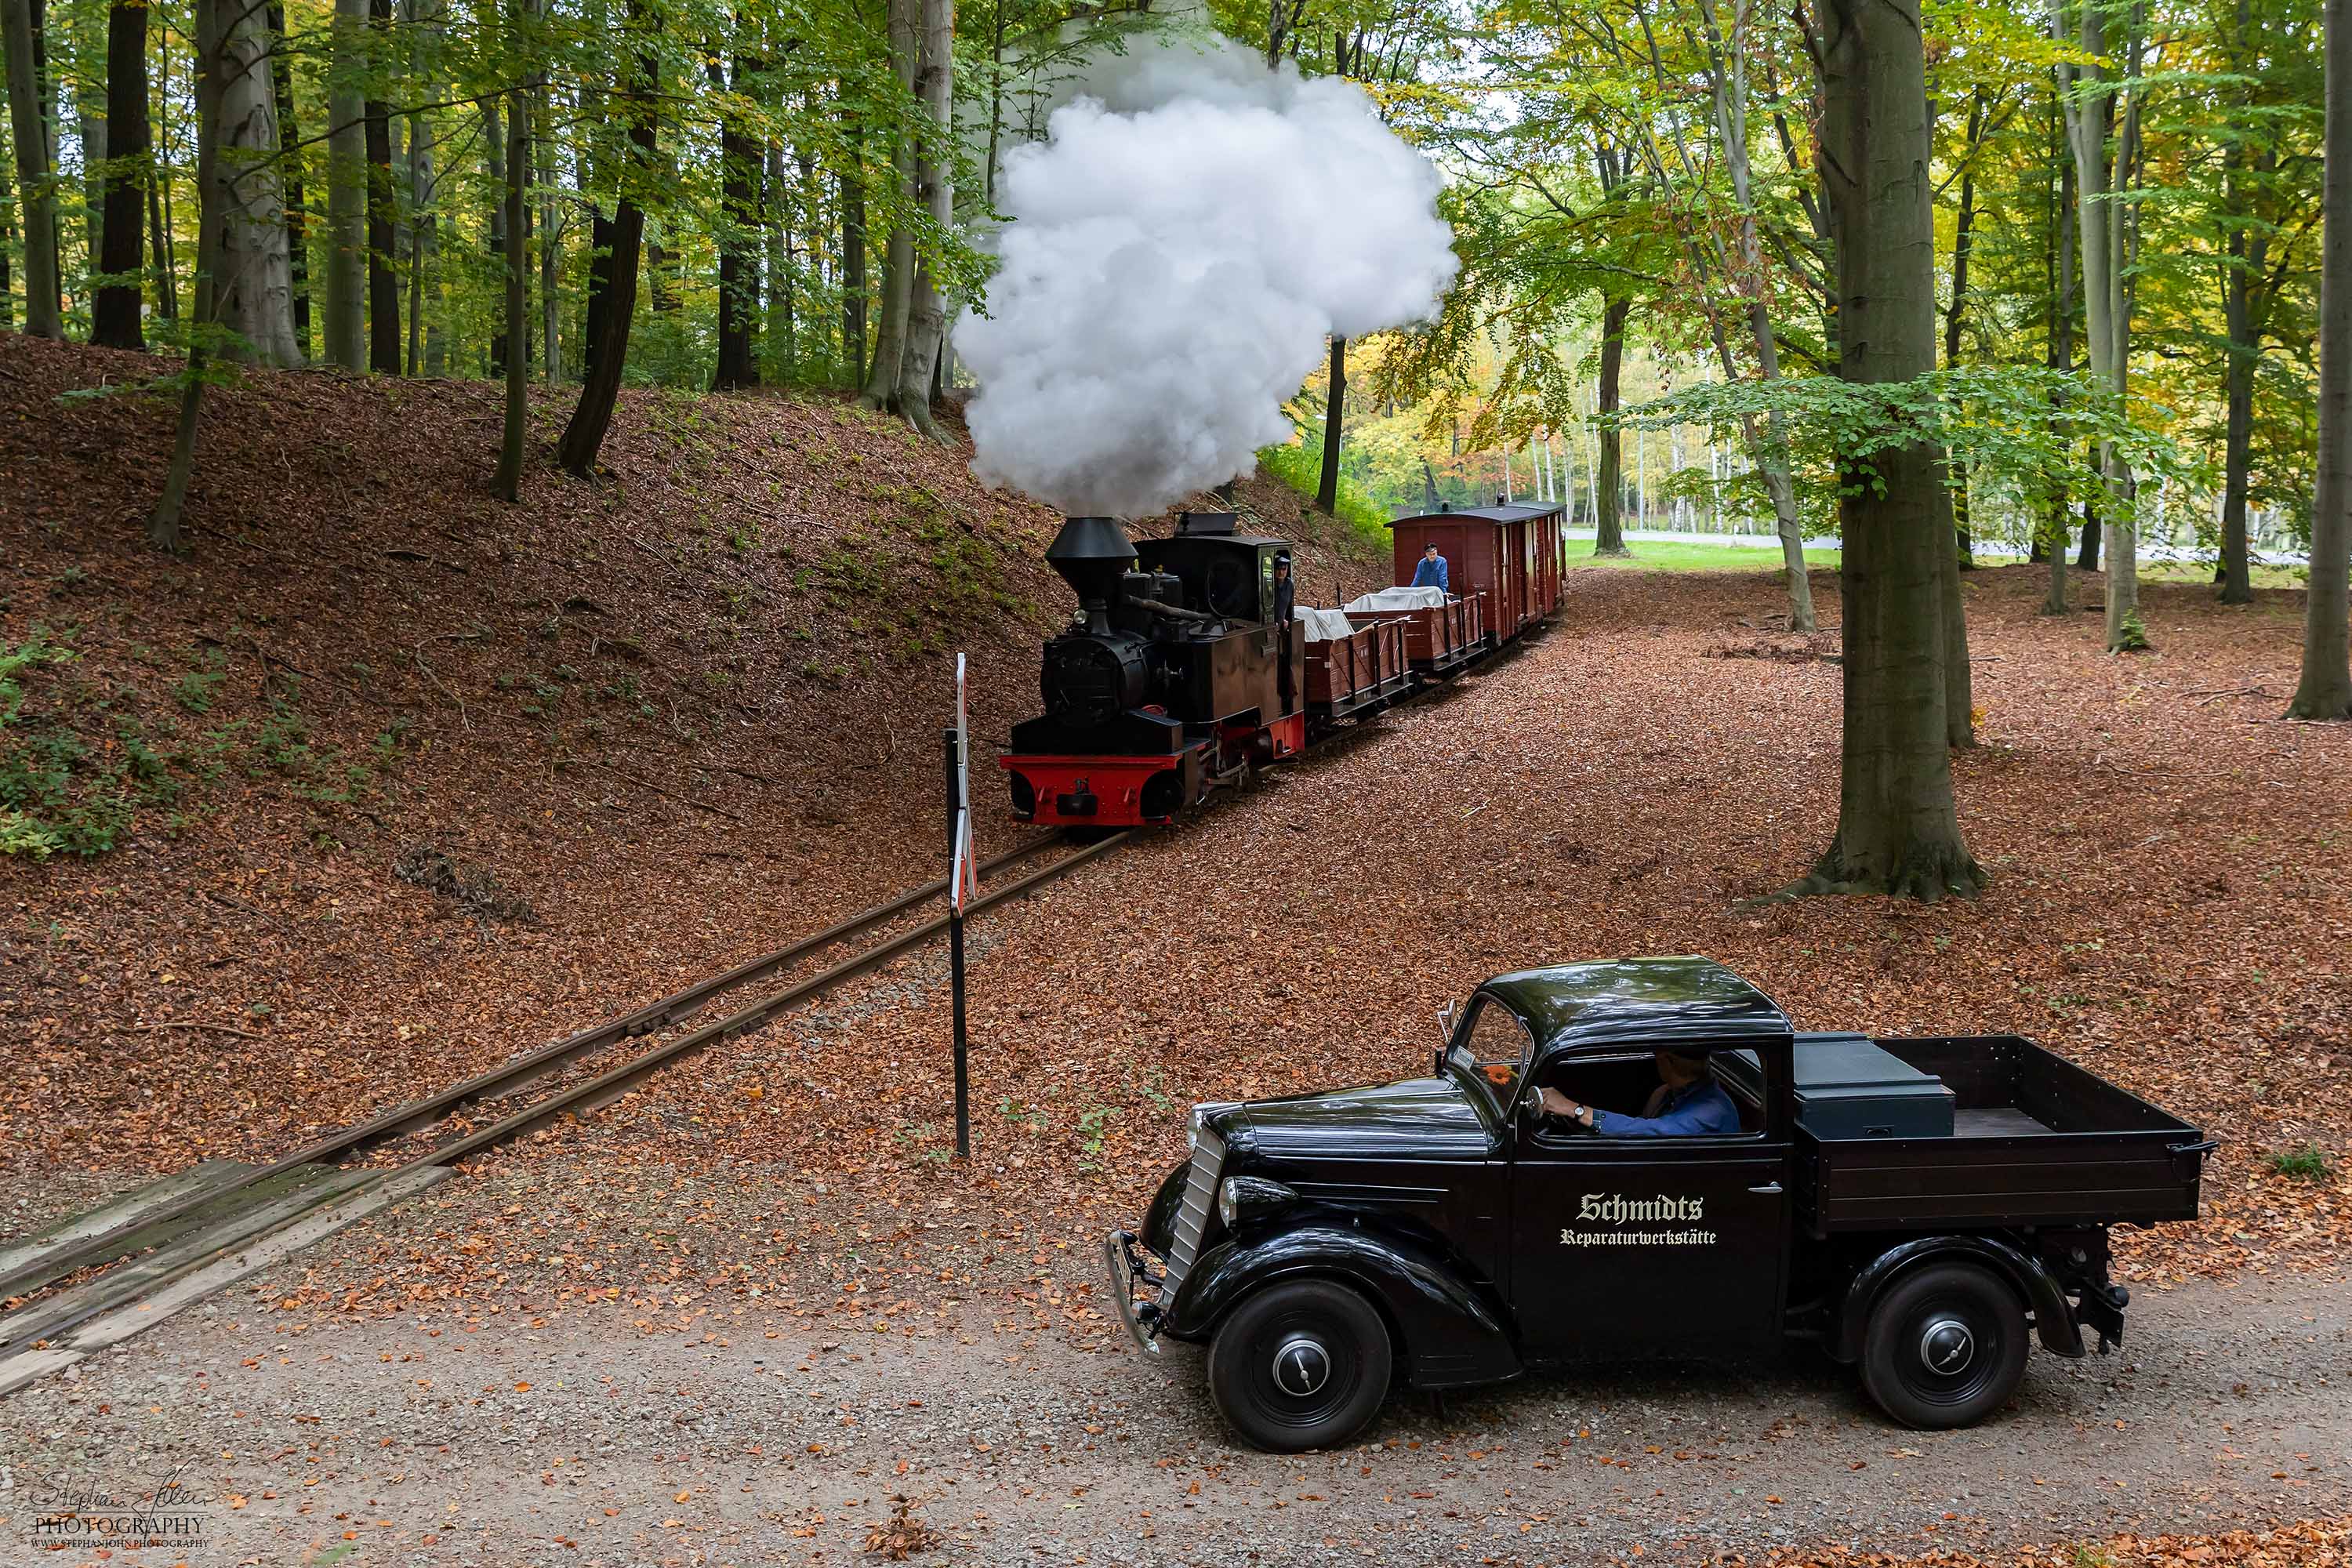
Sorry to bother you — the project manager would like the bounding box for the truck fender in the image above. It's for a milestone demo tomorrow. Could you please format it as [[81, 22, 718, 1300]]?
[[1167, 1221, 1522, 1391], [1835, 1235, 2085, 1363]]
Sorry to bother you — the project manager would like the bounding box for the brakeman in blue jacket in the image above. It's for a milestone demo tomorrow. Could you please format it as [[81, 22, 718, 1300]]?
[[1410, 543, 1450, 592]]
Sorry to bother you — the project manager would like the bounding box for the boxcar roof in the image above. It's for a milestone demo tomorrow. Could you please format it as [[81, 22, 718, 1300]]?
[[1389, 503, 1566, 527], [1480, 956, 1792, 1052]]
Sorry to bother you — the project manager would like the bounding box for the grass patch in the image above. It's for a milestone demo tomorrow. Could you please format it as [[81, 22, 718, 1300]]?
[[1565, 539, 1843, 575], [1256, 437, 1388, 546], [2263, 1143, 2332, 1181]]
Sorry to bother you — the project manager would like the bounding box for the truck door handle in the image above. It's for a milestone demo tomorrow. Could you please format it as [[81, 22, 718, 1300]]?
[[1748, 1181, 1784, 1195]]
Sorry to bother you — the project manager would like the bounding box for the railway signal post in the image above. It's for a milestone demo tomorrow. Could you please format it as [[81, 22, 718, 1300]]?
[[945, 655, 977, 1160]]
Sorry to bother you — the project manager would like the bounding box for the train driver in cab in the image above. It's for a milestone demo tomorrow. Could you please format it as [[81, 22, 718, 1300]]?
[[1272, 554, 1295, 626], [1411, 542, 1450, 592], [1535, 1047, 1739, 1136]]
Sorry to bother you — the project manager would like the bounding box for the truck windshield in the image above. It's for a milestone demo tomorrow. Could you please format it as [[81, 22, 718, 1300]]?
[[1450, 998, 1536, 1116]]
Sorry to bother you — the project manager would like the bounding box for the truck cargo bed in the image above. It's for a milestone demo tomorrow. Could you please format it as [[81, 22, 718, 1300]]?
[[1793, 1035, 2208, 1237]]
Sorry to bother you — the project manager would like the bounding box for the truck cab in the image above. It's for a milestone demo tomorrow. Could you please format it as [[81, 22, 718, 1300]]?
[[1105, 957, 2211, 1453]]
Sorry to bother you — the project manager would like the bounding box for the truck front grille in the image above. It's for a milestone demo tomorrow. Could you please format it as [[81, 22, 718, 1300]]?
[[1158, 1123, 1225, 1308]]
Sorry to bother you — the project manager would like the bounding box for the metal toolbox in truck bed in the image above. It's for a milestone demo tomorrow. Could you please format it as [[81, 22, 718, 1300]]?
[[1721, 1033, 1957, 1140]]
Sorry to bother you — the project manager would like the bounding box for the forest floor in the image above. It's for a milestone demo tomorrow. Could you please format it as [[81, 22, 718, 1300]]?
[[3, 339, 2350, 1565]]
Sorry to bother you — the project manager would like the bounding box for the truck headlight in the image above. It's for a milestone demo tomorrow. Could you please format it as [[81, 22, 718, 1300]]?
[[1217, 1176, 1297, 1230]]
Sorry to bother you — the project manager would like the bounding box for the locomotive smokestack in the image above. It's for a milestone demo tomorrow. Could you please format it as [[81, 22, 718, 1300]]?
[[1045, 516, 1138, 633]]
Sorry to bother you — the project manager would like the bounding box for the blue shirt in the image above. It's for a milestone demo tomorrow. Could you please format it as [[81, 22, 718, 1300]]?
[[1591, 1080, 1740, 1138], [1410, 555, 1449, 591]]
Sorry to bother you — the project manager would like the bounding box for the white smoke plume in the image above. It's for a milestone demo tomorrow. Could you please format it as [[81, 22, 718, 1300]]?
[[956, 34, 1457, 519]]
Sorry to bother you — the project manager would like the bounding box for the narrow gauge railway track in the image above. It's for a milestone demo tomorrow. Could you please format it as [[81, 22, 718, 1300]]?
[[0, 829, 1132, 1396]]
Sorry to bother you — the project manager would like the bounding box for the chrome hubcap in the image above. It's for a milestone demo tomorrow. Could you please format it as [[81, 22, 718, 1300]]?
[[1271, 1334, 1331, 1397], [1919, 1316, 1975, 1374]]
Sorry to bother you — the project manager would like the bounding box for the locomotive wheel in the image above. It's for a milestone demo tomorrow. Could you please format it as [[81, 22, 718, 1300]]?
[[1859, 1262, 2027, 1430], [1207, 1279, 1392, 1453]]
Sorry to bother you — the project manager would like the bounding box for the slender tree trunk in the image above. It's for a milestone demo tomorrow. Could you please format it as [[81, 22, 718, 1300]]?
[[213, 0, 298, 364], [839, 164, 865, 385], [493, 43, 527, 500], [1806, 0, 1982, 899], [150, 32, 176, 315], [90, 0, 144, 348], [710, 53, 756, 390], [402, 0, 434, 375], [1315, 335, 1346, 513], [537, 90, 556, 379], [2, 0, 61, 336], [895, 0, 953, 434], [365, 0, 397, 372], [323, 0, 366, 367], [557, 0, 650, 477], [154, 0, 230, 550], [267, 2, 306, 354], [583, 201, 611, 376], [2219, 227, 2260, 604], [765, 139, 791, 376], [484, 95, 505, 373], [2288, 0, 2352, 717], [1942, 86, 1984, 571], [1593, 296, 1630, 555], [859, 0, 916, 408]]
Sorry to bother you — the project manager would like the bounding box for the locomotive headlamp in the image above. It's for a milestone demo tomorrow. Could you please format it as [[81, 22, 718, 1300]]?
[[1218, 1176, 1297, 1229]]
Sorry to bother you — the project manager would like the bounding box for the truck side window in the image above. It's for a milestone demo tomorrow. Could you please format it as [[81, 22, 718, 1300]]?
[[1461, 1001, 1535, 1104]]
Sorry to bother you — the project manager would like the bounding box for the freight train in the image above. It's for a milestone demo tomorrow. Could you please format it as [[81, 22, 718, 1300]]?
[[1000, 503, 1567, 828]]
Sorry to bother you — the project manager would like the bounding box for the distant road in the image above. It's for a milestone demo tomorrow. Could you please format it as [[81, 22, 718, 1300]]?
[[1563, 526, 2310, 567]]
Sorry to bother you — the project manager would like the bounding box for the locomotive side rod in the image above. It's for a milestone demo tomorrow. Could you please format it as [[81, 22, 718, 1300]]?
[[0, 833, 1066, 1306]]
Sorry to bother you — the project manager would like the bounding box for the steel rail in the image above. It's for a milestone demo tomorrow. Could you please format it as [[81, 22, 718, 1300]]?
[[0, 830, 1133, 1361], [394, 829, 1136, 1172], [0, 833, 1065, 1305]]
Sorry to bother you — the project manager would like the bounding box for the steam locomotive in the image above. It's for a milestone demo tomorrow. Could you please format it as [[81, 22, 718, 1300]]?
[[1000, 503, 1569, 829]]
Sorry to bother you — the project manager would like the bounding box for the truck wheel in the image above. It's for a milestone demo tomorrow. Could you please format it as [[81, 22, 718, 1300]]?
[[1860, 1262, 2028, 1430], [1207, 1279, 1392, 1453]]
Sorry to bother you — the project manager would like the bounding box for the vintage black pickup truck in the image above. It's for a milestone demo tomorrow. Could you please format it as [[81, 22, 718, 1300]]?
[[1104, 957, 2212, 1452]]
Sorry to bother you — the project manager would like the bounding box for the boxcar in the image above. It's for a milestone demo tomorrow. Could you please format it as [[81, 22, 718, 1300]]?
[[1388, 502, 1566, 647]]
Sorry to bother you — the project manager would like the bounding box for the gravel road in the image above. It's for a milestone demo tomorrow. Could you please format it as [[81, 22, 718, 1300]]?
[[2, 1262, 2340, 1566]]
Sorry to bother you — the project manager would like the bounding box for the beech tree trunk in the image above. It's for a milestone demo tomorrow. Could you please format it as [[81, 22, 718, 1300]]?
[[267, 2, 307, 354], [90, 0, 143, 348], [1806, 0, 1982, 899], [323, 0, 367, 368], [1593, 296, 1629, 555], [365, 0, 396, 372], [401, 0, 435, 375], [213, 0, 299, 365], [2288, 0, 2352, 718], [494, 53, 528, 500], [710, 53, 756, 390], [153, 0, 230, 550], [2042, 112, 2073, 616], [894, 0, 954, 434], [859, 0, 916, 409], [839, 165, 866, 385], [557, 2, 651, 478], [1315, 336, 1346, 513], [2, 0, 61, 337]]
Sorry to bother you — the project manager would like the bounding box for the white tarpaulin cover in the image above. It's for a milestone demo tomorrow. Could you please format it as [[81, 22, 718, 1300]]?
[[1345, 586, 1450, 612], [1295, 606, 1356, 643]]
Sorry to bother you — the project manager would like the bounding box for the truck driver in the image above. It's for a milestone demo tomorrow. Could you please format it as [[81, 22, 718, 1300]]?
[[1535, 1047, 1739, 1137]]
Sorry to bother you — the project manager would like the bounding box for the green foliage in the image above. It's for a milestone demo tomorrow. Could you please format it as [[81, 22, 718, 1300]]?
[[2263, 1143, 2331, 1180], [1258, 435, 1389, 543]]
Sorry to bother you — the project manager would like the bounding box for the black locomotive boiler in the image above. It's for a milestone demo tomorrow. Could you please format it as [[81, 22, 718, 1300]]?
[[1000, 512, 1305, 828]]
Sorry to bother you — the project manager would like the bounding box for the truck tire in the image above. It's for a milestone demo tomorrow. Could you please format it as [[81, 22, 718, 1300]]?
[[1207, 1279, 1392, 1453], [1860, 1261, 2028, 1429]]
